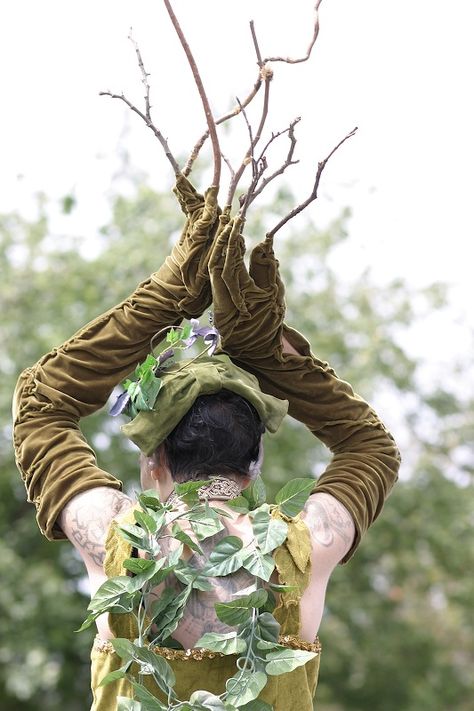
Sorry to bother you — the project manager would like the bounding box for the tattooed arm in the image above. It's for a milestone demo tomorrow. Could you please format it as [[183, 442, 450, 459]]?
[[59, 487, 133, 577], [299, 492, 355, 638]]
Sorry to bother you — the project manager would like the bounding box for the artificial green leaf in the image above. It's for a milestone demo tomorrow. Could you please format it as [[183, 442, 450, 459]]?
[[110, 638, 137, 662], [215, 589, 268, 626], [256, 613, 280, 643], [205, 536, 244, 576], [239, 700, 273, 711], [174, 561, 214, 591], [117, 698, 142, 711], [265, 648, 316, 675], [75, 610, 102, 632], [256, 640, 284, 652], [252, 510, 288, 554], [98, 664, 130, 687], [87, 577, 134, 612], [180, 323, 192, 340], [260, 589, 276, 614], [189, 690, 230, 710], [274, 478, 314, 518], [267, 583, 298, 593], [171, 523, 203, 554], [152, 585, 192, 642], [126, 559, 167, 592], [130, 680, 167, 710], [174, 479, 211, 505], [149, 588, 176, 622], [138, 490, 164, 511], [225, 670, 267, 707], [241, 476, 267, 510], [188, 507, 225, 540], [195, 631, 247, 655], [117, 523, 152, 553], [241, 549, 275, 582], [226, 496, 250, 514], [167, 542, 184, 567], [133, 646, 176, 692], [134, 509, 158, 534], [123, 558, 155, 575]]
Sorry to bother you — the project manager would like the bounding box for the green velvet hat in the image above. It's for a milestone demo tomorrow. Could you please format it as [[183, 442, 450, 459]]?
[[121, 355, 288, 455]]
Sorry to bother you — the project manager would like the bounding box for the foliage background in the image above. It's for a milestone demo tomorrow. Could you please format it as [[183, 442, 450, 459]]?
[[1, 172, 473, 711]]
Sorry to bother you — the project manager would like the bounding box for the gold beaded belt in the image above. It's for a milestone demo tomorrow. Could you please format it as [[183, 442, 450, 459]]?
[[93, 634, 321, 661]]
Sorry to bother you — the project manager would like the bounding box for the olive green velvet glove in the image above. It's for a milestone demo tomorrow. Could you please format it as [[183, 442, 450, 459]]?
[[209, 222, 401, 562], [12, 176, 220, 540]]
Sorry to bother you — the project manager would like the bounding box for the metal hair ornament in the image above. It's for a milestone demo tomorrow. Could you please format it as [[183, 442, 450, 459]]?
[[110, 316, 220, 420]]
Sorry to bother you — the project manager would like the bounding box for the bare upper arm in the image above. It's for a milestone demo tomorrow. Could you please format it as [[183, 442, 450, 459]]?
[[59, 486, 133, 576], [301, 491, 355, 571]]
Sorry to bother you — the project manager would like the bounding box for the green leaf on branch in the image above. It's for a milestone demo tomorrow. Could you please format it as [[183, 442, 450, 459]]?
[[110, 638, 137, 662], [252, 509, 288, 554], [189, 690, 231, 710], [130, 680, 167, 710], [174, 561, 214, 591], [265, 648, 316, 675], [241, 476, 267, 510], [274, 478, 314, 518], [138, 490, 164, 511], [98, 663, 130, 687], [133, 647, 176, 694], [239, 700, 273, 711], [117, 523, 152, 553], [174, 479, 211, 505], [256, 613, 280, 643], [134, 509, 159, 534], [152, 585, 192, 642], [171, 523, 203, 554], [149, 588, 176, 622], [226, 496, 250, 514], [225, 670, 267, 707], [215, 589, 268, 626], [117, 698, 142, 711], [241, 549, 275, 581], [187, 507, 225, 540], [205, 536, 244, 576], [195, 631, 247, 655], [87, 577, 135, 613]]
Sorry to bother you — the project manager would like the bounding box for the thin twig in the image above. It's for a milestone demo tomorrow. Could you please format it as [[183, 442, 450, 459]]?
[[163, 0, 221, 188], [226, 70, 273, 208], [264, 0, 323, 64], [128, 28, 151, 120], [221, 153, 236, 181], [266, 126, 358, 239], [99, 91, 180, 174], [245, 117, 301, 209], [183, 20, 265, 177]]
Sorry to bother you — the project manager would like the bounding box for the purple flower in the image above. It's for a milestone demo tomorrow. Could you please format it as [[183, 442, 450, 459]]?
[[183, 318, 219, 355], [110, 390, 131, 417]]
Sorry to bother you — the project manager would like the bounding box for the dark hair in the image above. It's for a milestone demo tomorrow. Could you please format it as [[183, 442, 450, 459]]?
[[161, 390, 265, 483]]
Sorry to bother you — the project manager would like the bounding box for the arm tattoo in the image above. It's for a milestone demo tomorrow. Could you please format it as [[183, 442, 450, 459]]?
[[303, 495, 354, 549], [62, 488, 133, 567]]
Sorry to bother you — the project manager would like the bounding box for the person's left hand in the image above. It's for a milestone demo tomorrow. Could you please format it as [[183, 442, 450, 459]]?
[[151, 175, 220, 320]]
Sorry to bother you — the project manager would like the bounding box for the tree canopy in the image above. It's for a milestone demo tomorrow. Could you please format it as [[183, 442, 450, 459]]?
[[1, 177, 472, 710]]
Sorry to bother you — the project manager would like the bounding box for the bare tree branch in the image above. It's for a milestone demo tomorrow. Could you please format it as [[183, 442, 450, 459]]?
[[244, 116, 301, 209], [99, 90, 180, 175], [226, 68, 273, 208], [183, 20, 265, 177], [264, 0, 323, 64], [128, 28, 151, 120], [221, 153, 236, 181], [163, 0, 221, 188], [266, 125, 358, 239]]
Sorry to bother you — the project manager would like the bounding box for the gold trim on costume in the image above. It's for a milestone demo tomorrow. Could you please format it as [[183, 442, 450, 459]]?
[[93, 634, 321, 660]]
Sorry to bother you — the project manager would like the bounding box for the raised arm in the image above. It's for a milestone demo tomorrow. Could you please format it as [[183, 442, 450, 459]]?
[[208, 223, 401, 563], [12, 177, 219, 541]]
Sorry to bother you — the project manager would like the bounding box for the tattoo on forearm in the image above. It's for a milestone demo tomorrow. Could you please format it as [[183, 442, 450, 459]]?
[[303, 496, 353, 548]]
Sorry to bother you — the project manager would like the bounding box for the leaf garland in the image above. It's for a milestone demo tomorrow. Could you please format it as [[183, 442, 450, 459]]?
[[79, 477, 317, 709]]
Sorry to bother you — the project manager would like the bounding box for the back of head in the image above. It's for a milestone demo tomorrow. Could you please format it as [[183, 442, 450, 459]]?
[[161, 390, 265, 483]]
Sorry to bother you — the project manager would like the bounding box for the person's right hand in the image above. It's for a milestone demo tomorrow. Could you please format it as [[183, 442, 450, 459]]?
[[208, 214, 286, 361]]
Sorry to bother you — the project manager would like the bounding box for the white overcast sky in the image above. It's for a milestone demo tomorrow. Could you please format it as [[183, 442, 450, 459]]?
[[2, 1, 473, 369]]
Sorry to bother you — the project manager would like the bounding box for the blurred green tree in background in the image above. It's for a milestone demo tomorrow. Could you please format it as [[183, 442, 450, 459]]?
[[1, 176, 472, 710]]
